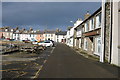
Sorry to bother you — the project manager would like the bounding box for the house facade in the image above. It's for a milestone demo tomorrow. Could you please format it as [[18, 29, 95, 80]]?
[[66, 19, 83, 47], [109, 1, 120, 66], [35, 31, 44, 41], [66, 1, 120, 66], [43, 30, 56, 41], [55, 31, 67, 43], [74, 8, 102, 57], [0, 27, 15, 40]]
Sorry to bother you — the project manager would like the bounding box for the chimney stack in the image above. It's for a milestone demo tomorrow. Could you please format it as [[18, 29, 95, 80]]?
[[84, 11, 91, 20]]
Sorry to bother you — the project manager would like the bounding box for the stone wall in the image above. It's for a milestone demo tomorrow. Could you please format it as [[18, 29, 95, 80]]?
[[104, 2, 110, 61], [84, 37, 94, 55]]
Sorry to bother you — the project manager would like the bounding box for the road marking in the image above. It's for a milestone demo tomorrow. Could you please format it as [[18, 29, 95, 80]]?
[[15, 71, 27, 78], [51, 47, 55, 54], [33, 65, 43, 78], [0, 68, 20, 71]]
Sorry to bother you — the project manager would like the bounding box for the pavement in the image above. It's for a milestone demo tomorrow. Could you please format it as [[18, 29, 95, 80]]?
[[1, 43, 120, 79], [38, 43, 119, 78]]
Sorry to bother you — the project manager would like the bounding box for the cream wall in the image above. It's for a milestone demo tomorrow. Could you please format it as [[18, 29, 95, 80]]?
[[111, 2, 119, 66]]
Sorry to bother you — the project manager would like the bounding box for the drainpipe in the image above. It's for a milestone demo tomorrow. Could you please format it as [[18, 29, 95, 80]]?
[[109, 0, 113, 63], [100, 0, 106, 62]]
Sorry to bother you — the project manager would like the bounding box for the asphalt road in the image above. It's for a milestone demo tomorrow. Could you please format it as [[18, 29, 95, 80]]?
[[1, 47, 54, 79], [1, 43, 120, 79], [38, 43, 119, 78]]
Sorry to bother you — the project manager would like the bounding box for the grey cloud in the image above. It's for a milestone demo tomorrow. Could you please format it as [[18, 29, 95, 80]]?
[[2, 2, 101, 30]]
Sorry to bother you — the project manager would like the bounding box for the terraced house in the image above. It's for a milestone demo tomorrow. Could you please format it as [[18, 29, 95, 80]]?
[[74, 7, 102, 58], [67, 1, 120, 67]]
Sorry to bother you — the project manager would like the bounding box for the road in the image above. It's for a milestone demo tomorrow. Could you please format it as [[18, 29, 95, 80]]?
[[38, 43, 119, 78], [1, 46, 54, 79], [1, 43, 119, 79]]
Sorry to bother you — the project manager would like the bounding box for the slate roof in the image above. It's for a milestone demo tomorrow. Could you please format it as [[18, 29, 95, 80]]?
[[55, 31, 67, 35]]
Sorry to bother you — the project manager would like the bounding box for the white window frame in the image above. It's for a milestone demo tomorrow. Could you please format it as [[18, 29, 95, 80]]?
[[89, 18, 94, 31], [84, 38, 88, 50], [79, 38, 81, 48], [95, 13, 101, 29], [94, 36, 101, 56], [85, 22, 89, 32]]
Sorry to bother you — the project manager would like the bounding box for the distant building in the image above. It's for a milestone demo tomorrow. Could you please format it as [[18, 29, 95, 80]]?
[[74, 7, 102, 57], [0, 27, 15, 40], [55, 31, 67, 43], [35, 31, 44, 41], [43, 30, 56, 41], [66, 18, 83, 47]]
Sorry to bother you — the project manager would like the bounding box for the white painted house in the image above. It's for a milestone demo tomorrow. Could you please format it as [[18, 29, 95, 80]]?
[[43, 30, 56, 41], [55, 31, 67, 43], [66, 19, 82, 47]]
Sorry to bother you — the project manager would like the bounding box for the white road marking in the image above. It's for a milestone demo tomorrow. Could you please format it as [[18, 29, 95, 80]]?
[[51, 47, 55, 54], [33, 65, 43, 78]]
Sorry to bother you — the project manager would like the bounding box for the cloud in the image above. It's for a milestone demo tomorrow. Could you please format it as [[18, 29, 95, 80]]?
[[2, 2, 101, 30]]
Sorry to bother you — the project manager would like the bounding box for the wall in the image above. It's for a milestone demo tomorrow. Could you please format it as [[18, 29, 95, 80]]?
[[118, 1, 120, 66], [111, 2, 119, 66], [104, 2, 111, 61]]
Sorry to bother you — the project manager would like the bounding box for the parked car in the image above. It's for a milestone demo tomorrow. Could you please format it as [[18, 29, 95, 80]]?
[[22, 40, 31, 43], [50, 40, 55, 47], [32, 41, 38, 45], [38, 40, 53, 47]]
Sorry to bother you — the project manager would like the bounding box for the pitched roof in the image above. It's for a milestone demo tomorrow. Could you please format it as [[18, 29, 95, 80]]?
[[55, 31, 67, 35], [44, 30, 56, 34]]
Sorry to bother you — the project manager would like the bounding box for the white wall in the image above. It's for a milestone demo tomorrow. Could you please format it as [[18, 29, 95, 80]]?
[[111, 2, 119, 66], [55, 35, 66, 43], [118, 1, 120, 66], [43, 33, 55, 41]]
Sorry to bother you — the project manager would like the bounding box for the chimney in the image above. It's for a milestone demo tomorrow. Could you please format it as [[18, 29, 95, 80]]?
[[29, 27, 33, 31], [15, 27, 19, 30], [56, 28, 60, 32], [84, 11, 91, 20], [22, 28, 25, 31]]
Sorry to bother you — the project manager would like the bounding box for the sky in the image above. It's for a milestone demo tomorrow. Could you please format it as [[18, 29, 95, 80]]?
[[2, 2, 101, 31]]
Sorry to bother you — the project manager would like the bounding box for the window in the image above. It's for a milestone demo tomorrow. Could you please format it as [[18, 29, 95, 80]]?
[[30, 34, 31, 37], [84, 38, 88, 50], [89, 18, 94, 31], [85, 22, 89, 32], [48, 34, 50, 37], [77, 29, 82, 37], [96, 13, 101, 28], [51, 34, 53, 37], [95, 36, 101, 55], [83, 27, 85, 33], [79, 39, 81, 48]]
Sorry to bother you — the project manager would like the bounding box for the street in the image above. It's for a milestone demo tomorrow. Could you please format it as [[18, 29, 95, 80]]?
[[1, 46, 54, 79], [1, 43, 119, 79]]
